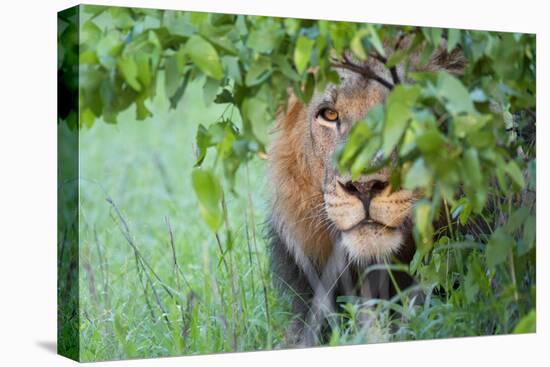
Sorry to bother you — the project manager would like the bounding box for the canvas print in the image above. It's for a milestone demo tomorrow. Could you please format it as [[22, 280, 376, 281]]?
[[57, 4, 536, 362]]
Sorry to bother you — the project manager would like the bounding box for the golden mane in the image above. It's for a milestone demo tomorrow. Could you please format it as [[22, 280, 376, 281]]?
[[268, 98, 333, 267]]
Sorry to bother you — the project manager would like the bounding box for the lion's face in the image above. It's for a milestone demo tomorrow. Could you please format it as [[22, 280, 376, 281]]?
[[304, 68, 416, 263], [269, 46, 463, 267]]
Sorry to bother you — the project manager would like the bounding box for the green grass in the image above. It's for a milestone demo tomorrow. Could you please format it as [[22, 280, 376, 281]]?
[[76, 80, 535, 362], [78, 80, 292, 361]]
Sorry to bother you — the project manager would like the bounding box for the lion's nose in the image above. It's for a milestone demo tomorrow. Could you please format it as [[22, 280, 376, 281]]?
[[340, 175, 388, 197], [349, 179, 387, 196], [339, 176, 389, 218], [340, 176, 388, 218], [339, 175, 389, 210]]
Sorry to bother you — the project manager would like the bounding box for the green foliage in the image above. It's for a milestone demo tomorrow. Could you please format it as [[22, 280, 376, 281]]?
[[192, 169, 223, 231], [65, 4, 536, 360], [185, 35, 224, 80], [513, 310, 536, 334], [382, 84, 421, 156], [294, 36, 314, 74]]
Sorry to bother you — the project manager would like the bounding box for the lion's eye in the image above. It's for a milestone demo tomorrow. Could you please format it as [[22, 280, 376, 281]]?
[[318, 108, 339, 122]]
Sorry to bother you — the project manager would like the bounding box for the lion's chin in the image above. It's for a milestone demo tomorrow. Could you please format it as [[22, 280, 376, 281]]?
[[340, 221, 404, 264]]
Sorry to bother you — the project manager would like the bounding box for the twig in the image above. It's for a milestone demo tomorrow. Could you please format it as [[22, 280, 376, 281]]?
[[216, 193, 240, 349], [166, 216, 197, 339], [107, 196, 174, 331], [93, 227, 112, 308], [214, 233, 230, 275], [389, 65, 400, 86], [107, 196, 174, 298], [369, 48, 401, 86], [165, 216, 195, 293], [134, 252, 156, 321], [331, 53, 394, 90], [394, 32, 407, 52], [144, 267, 172, 327]]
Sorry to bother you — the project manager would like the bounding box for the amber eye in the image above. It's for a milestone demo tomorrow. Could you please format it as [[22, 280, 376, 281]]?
[[318, 108, 339, 122]]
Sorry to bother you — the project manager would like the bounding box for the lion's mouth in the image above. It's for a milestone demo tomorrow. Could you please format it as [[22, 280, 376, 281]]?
[[345, 218, 401, 232], [339, 217, 405, 262]]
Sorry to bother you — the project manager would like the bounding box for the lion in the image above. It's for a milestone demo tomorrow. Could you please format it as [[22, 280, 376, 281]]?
[[267, 41, 465, 345]]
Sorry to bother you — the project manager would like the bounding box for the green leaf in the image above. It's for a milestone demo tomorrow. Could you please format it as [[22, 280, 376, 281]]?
[[135, 95, 151, 120], [247, 22, 283, 54], [386, 50, 407, 68], [95, 31, 123, 69], [191, 169, 223, 231], [527, 159, 536, 191], [350, 137, 381, 179], [222, 56, 242, 85], [339, 121, 373, 168], [117, 57, 141, 92], [436, 72, 475, 115], [283, 18, 300, 35], [80, 108, 96, 128], [164, 54, 179, 98], [205, 33, 238, 56], [447, 29, 461, 52], [294, 36, 314, 75], [367, 24, 386, 57], [505, 207, 530, 234], [188, 12, 208, 28], [463, 148, 482, 187], [521, 215, 535, 255], [350, 30, 367, 60], [414, 199, 434, 253], [81, 20, 101, 45], [494, 155, 509, 192], [505, 160, 526, 188], [328, 22, 346, 54], [185, 35, 224, 80], [404, 158, 431, 190], [464, 254, 481, 304], [80, 50, 99, 65], [242, 97, 269, 142], [423, 27, 442, 46], [203, 77, 220, 106], [409, 250, 423, 274], [135, 53, 152, 88], [245, 56, 272, 87], [303, 72, 315, 103], [274, 55, 301, 82], [458, 199, 473, 225], [486, 227, 514, 269], [416, 129, 445, 154], [463, 148, 486, 212], [110, 7, 134, 29], [513, 310, 536, 334], [382, 85, 421, 156], [453, 114, 491, 138], [195, 124, 210, 166]]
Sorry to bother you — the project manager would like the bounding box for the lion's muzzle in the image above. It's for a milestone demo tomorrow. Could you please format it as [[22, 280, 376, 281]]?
[[324, 171, 417, 262]]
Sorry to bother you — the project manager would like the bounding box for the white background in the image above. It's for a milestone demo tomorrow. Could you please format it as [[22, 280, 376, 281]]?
[[0, 0, 547, 366]]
